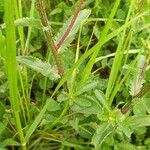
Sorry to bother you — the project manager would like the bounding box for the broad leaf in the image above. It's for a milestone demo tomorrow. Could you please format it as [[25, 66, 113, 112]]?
[[75, 80, 99, 96], [47, 98, 60, 112], [0, 138, 20, 147], [124, 115, 150, 129], [17, 56, 60, 80], [92, 123, 115, 149], [71, 95, 102, 114], [94, 89, 110, 111]]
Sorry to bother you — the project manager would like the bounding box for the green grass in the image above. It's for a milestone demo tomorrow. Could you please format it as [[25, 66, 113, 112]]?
[[0, 0, 150, 149], [4, 0, 26, 149]]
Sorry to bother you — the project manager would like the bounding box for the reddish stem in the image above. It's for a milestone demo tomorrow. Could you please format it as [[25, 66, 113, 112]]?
[[56, 0, 84, 50]]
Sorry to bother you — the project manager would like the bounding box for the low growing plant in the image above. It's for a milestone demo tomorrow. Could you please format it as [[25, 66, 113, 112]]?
[[0, 0, 150, 149]]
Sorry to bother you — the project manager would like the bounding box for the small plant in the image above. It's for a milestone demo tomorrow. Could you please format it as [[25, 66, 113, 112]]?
[[0, 0, 150, 149]]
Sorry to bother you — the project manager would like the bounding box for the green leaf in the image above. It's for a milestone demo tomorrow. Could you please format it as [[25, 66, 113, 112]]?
[[94, 90, 110, 111], [0, 138, 20, 147], [0, 0, 4, 12], [0, 29, 5, 58], [47, 98, 60, 112], [1, 17, 41, 29], [114, 142, 136, 150], [133, 99, 147, 115], [143, 98, 150, 113], [55, 9, 91, 51], [0, 102, 5, 119], [129, 55, 147, 96], [75, 80, 99, 96], [92, 123, 115, 149], [0, 122, 6, 135], [17, 56, 60, 80], [71, 95, 102, 114], [118, 123, 132, 138], [124, 115, 150, 129], [25, 99, 51, 141]]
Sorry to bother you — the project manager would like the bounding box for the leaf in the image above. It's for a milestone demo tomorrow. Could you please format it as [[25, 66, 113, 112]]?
[[17, 56, 60, 80], [0, 0, 4, 12], [75, 80, 99, 96], [1, 17, 41, 29], [0, 122, 6, 135], [75, 96, 91, 107], [0, 102, 5, 119], [47, 98, 60, 112], [143, 98, 150, 113], [129, 55, 147, 96], [124, 115, 150, 129], [71, 95, 102, 114], [55, 9, 91, 52], [94, 90, 110, 111], [133, 99, 147, 115], [114, 142, 137, 150], [25, 99, 51, 141], [0, 138, 20, 147], [117, 123, 132, 138], [92, 123, 115, 149], [0, 29, 5, 58]]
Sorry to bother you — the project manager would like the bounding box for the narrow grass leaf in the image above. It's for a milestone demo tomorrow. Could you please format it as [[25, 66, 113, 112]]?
[[25, 99, 50, 141], [79, 0, 121, 88]]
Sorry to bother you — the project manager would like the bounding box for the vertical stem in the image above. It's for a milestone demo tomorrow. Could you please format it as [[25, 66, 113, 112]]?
[[25, 0, 36, 54], [36, 0, 64, 77], [13, 0, 25, 54], [4, 0, 26, 149]]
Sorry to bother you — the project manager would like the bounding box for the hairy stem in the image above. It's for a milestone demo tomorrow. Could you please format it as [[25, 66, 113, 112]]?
[[36, 0, 64, 76], [121, 83, 150, 114]]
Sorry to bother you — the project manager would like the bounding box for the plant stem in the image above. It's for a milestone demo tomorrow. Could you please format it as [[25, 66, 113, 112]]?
[[121, 83, 150, 114], [4, 0, 26, 149], [36, 0, 64, 77], [56, 0, 84, 49]]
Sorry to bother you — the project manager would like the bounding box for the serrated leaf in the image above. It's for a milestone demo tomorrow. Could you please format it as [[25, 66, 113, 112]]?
[[92, 123, 114, 149], [55, 9, 91, 52], [47, 98, 60, 112], [133, 99, 147, 115], [1, 17, 41, 29], [129, 55, 147, 96], [118, 123, 132, 138], [17, 56, 60, 80], [71, 95, 102, 114], [124, 115, 150, 129], [94, 89, 110, 111]]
